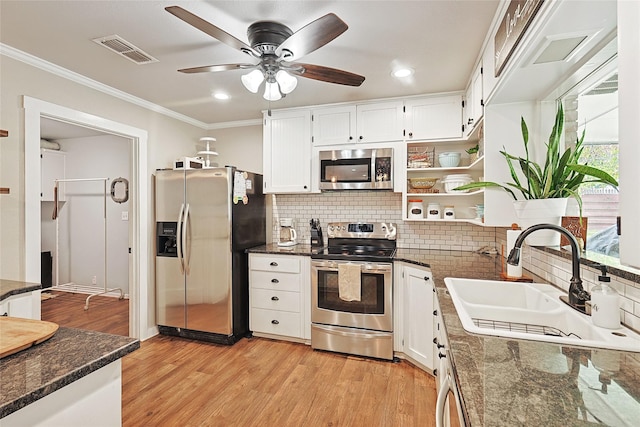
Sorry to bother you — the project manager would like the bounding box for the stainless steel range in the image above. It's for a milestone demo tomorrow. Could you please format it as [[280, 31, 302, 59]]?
[[311, 222, 396, 360]]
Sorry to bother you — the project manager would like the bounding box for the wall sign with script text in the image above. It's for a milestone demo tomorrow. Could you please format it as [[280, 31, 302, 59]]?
[[494, 0, 545, 77]]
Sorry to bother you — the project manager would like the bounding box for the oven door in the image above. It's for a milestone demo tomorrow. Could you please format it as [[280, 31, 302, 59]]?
[[311, 259, 392, 332]]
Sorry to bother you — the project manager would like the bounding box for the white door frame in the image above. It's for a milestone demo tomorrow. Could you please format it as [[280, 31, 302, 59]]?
[[23, 96, 150, 339]]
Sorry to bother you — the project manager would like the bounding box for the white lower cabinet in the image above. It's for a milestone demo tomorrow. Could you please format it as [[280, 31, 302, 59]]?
[[249, 254, 310, 341], [0, 290, 41, 319], [394, 262, 435, 371]]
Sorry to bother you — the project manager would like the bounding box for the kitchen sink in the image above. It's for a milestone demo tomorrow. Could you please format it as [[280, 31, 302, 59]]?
[[444, 278, 640, 353]]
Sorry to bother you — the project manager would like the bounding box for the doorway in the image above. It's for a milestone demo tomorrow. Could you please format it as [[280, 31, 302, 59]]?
[[23, 96, 150, 339]]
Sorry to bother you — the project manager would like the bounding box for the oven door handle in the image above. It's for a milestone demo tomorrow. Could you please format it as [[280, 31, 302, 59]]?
[[312, 261, 392, 273]]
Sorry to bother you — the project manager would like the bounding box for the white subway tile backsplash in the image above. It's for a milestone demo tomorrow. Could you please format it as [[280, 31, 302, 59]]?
[[271, 192, 498, 251]]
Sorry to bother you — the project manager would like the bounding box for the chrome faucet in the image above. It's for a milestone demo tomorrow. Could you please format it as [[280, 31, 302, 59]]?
[[507, 223, 590, 314]]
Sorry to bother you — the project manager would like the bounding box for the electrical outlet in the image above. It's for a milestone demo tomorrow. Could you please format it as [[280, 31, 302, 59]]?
[[91, 275, 97, 285], [121, 211, 129, 221]]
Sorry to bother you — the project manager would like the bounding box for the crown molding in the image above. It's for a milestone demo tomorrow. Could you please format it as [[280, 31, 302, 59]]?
[[1, 43, 210, 129]]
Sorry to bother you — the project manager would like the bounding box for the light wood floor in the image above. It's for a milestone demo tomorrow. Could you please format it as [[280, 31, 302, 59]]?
[[42, 291, 438, 426], [41, 290, 129, 336]]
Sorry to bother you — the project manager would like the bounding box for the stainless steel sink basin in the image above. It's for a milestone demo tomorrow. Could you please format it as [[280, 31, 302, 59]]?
[[444, 278, 640, 353]]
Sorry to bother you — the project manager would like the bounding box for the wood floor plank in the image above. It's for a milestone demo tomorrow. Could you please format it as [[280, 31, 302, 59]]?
[[41, 291, 438, 426]]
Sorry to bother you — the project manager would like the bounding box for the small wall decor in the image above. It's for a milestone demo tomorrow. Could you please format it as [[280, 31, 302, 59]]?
[[561, 216, 588, 250]]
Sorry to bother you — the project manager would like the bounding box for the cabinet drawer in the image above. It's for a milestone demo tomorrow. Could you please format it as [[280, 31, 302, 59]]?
[[250, 308, 301, 338], [250, 270, 301, 292], [251, 289, 300, 313], [250, 255, 300, 273]]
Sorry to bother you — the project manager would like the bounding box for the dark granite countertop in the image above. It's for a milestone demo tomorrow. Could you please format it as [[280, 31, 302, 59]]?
[[0, 279, 42, 302], [247, 243, 320, 256], [396, 248, 640, 427], [249, 245, 640, 426], [0, 327, 139, 418]]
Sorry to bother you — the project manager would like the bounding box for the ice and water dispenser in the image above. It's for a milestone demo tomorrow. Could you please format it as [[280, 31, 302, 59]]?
[[157, 222, 178, 257]]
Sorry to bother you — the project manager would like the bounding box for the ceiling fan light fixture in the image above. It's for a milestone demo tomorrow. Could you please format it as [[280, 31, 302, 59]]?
[[275, 70, 297, 94], [263, 80, 282, 101], [241, 69, 264, 93]]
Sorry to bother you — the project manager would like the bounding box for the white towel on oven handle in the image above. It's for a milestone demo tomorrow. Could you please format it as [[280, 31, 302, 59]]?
[[338, 263, 361, 302]]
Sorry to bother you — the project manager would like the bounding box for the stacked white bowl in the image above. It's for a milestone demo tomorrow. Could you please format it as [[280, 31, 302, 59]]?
[[441, 174, 473, 193], [438, 152, 461, 168]]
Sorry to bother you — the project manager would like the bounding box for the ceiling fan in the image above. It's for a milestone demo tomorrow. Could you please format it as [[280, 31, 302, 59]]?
[[165, 6, 365, 101]]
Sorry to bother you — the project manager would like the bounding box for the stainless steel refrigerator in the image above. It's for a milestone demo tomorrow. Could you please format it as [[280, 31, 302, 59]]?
[[155, 167, 265, 344]]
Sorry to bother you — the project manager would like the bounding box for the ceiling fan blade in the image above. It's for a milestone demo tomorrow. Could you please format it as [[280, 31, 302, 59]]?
[[289, 63, 365, 87], [166, 6, 258, 56], [275, 13, 348, 61], [178, 63, 256, 74]]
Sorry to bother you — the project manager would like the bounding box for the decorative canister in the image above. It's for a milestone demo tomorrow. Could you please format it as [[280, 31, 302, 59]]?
[[408, 199, 424, 219], [427, 202, 441, 220], [443, 206, 455, 219]]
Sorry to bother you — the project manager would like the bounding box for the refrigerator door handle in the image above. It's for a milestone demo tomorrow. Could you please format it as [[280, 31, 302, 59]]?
[[177, 203, 185, 274], [183, 203, 191, 275]]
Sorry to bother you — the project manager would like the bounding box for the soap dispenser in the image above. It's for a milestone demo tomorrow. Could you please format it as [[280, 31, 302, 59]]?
[[591, 265, 620, 329]]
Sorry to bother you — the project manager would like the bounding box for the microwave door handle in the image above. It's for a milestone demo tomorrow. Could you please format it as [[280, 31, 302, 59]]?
[[176, 203, 185, 274]]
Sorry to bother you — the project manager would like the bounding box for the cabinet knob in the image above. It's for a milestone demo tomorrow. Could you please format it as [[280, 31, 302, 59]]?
[[270, 262, 278, 266], [433, 368, 438, 376], [303, 185, 308, 189], [271, 320, 279, 325], [271, 278, 279, 284], [433, 309, 438, 316], [433, 337, 445, 349], [468, 118, 474, 125], [408, 132, 413, 138], [424, 276, 430, 281], [349, 136, 353, 141], [359, 136, 364, 140], [271, 296, 279, 301], [438, 352, 447, 359]]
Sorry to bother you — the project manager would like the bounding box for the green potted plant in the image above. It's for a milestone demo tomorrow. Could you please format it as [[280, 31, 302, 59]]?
[[466, 144, 480, 163], [456, 103, 618, 244]]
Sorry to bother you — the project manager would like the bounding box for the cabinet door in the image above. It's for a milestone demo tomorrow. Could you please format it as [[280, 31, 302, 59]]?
[[263, 110, 312, 193], [403, 265, 434, 370], [469, 64, 484, 132], [356, 101, 404, 143], [41, 149, 65, 201], [464, 84, 474, 136], [405, 95, 463, 141], [312, 105, 357, 146]]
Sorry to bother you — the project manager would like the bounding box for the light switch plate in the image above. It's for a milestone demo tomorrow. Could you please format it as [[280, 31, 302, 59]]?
[[121, 211, 129, 221]]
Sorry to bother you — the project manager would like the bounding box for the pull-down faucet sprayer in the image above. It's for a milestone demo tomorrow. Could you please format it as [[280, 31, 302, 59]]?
[[507, 223, 590, 314]]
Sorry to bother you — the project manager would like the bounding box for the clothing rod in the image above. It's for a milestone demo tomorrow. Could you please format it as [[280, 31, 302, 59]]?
[[55, 177, 109, 183]]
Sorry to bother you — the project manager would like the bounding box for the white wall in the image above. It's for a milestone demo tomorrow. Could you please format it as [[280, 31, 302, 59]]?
[[0, 54, 263, 339], [52, 136, 130, 293]]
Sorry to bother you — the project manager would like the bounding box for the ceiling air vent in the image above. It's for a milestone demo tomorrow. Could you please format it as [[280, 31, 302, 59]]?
[[92, 35, 158, 64], [584, 73, 618, 96]]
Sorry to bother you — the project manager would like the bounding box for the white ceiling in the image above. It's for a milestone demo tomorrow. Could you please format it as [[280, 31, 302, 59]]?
[[1, 0, 500, 126]]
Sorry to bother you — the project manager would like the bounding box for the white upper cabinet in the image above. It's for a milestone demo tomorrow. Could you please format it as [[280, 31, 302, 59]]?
[[464, 63, 484, 136], [263, 110, 312, 193], [356, 101, 404, 143], [404, 95, 463, 141], [311, 105, 357, 146], [41, 149, 65, 201]]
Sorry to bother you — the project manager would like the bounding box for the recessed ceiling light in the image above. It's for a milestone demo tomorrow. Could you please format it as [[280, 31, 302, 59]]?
[[213, 92, 230, 100], [392, 68, 414, 78]]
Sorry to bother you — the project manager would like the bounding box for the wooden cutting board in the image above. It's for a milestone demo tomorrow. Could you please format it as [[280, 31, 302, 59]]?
[[0, 316, 59, 358]]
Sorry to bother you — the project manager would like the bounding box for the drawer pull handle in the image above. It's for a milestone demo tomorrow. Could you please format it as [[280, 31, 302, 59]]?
[[438, 352, 447, 359], [433, 337, 445, 349], [424, 276, 430, 281], [271, 278, 279, 284], [270, 262, 278, 266], [271, 320, 279, 325], [271, 296, 279, 301]]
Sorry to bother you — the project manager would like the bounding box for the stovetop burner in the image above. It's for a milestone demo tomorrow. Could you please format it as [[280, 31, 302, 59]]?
[[311, 222, 397, 262]]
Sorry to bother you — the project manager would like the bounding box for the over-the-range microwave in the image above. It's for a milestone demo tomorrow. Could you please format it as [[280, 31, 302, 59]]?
[[319, 148, 393, 191]]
